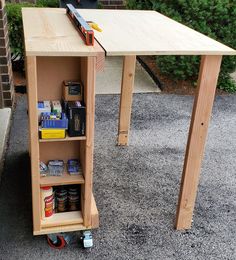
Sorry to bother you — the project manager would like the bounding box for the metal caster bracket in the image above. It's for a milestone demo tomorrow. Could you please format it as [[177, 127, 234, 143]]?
[[47, 233, 72, 249], [81, 230, 93, 249]]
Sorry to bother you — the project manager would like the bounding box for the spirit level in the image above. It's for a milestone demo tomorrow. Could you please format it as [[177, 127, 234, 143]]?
[[66, 4, 94, 46]]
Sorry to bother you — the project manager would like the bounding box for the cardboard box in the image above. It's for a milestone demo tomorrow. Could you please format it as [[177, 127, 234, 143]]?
[[52, 100, 62, 113], [39, 128, 66, 139], [63, 81, 83, 101], [66, 101, 86, 137], [37, 101, 51, 121]]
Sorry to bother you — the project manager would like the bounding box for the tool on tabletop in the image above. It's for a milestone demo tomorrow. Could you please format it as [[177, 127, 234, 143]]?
[[66, 4, 104, 72], [66, 3, 94, 46], [86, 21, 102, 32]]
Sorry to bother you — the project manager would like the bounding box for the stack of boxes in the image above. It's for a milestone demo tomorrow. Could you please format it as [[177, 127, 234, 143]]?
[[63, 80, 86, 137], [38, 80, 86, 139], [38, 100, 67, 139]]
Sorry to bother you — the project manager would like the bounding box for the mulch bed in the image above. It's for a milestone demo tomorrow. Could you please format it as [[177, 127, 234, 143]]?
[[139, 56, 228, 95]]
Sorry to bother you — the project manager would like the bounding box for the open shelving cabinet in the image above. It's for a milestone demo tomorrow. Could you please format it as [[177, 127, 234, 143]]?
[[26, 56, 99, 236], [23, 8, 104, 236]]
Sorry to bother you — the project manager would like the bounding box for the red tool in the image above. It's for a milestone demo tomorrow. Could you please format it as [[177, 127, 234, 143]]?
[[66, 4, 94, 46]]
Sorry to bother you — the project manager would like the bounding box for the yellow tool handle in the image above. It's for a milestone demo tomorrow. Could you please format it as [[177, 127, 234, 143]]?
[[87, 21, 102, 32]]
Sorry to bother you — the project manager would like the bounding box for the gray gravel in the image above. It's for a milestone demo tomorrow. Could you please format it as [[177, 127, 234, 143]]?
[[0, 93, 235, 260]]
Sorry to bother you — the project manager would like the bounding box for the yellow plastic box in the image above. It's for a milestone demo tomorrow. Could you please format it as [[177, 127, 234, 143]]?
[[40, 128, 66, 139]]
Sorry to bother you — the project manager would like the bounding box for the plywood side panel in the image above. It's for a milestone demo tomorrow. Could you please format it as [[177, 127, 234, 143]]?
[[79, 58, 87, 216], [80, 57, 88, 204], [37, 57, 81, 101], [26, 56, 41, 232]]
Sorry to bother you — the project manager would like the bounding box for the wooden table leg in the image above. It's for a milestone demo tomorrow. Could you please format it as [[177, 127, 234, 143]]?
[[81, 56, 96, 227], [175, 55, 222, 230], [117, 55, 136, 146]]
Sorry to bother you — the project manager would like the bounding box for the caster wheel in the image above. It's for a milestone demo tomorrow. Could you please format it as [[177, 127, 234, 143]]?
[[81, 230, 93, 249], [47, 234, 66, 249]]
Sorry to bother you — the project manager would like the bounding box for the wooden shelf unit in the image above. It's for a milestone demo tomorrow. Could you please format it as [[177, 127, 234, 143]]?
[[23, 8, 104, 235], [26, 55, 100, 235]]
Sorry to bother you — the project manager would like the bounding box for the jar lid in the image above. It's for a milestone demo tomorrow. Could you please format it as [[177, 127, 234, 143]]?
[[41, 186, 52, 190]]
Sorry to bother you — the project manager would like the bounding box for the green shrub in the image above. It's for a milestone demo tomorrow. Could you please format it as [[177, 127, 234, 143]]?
[[126, 0, 236, 92], [6, 1, 59, 59], [6, 2, 35, 57], [97, 2, 103, 9], [36, 0, 59, 8]]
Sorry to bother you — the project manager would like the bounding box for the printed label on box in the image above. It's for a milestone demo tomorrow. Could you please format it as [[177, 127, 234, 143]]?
[[69, 85, 81, 95]]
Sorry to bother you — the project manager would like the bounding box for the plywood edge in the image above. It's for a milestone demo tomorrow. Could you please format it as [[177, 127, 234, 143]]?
[[39, 135, 86, 142], [91, 193, 99, 228], [41, 211, 83, 228], [78, 9, 236, 56], [106, 50, 236, 56], [34, 223, 90, 235], [40, 173, 85, 187], [24, 40, 104, 57]]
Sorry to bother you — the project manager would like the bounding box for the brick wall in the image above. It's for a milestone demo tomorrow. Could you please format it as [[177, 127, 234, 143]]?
[[0, 0, 14, 108], [99, 0, 125, 9]]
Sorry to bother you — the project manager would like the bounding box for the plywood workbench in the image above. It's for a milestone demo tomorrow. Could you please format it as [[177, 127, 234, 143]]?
[[23, 7, 236, 237]]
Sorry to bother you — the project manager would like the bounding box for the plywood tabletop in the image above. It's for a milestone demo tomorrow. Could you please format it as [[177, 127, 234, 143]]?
[[22, 8, 103, 56], [78, 9, 236, 56], [22, 8, 236, 57]]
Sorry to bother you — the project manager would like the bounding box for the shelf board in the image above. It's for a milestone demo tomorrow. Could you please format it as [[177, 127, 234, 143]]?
[[40, 173, 84, 187], [39, 134, 86, 142], [34, 194, 99, 235], [41, 210, 83, 228]]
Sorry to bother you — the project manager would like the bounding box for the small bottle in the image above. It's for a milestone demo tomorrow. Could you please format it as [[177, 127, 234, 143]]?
[[41, 186, 54, 219]]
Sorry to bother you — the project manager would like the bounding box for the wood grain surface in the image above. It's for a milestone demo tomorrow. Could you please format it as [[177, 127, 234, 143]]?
[[22, 8, 103, 56], [79, 9, 236, 56]]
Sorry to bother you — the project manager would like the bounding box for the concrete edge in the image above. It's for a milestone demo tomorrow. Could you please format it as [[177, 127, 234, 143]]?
[[0, 108, 12, 182]]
